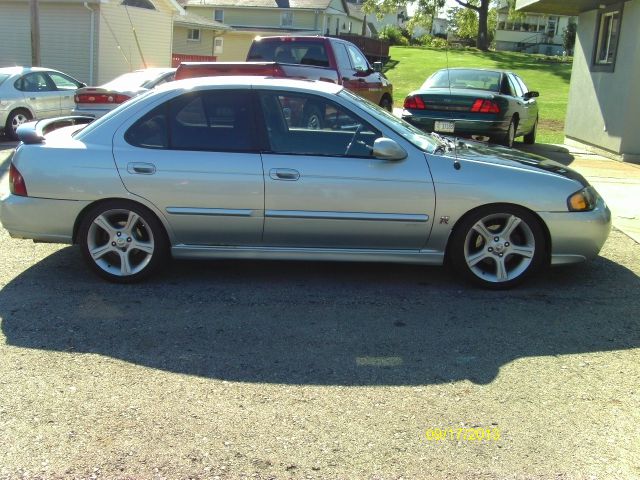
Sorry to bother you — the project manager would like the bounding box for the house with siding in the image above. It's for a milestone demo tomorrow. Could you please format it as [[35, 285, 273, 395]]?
[[179, 0, 361, 61], [0, 0, 183, 85], [495, 1, 575, 55], [172, 10, 231, 64], [517, 0, 640, 162]]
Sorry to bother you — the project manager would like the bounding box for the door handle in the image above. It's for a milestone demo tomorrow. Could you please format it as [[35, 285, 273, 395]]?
[[269, 168, 300, 181], [127, 162, 156, 175]]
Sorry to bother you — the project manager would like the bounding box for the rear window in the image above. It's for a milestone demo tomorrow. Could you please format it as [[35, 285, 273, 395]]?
[[248, 40, 330, 67], [0, 74, 9, 86], [423, 69, 501, 92]]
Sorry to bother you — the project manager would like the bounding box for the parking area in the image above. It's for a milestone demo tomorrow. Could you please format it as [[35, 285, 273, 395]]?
[[0, 138, 639, 479]]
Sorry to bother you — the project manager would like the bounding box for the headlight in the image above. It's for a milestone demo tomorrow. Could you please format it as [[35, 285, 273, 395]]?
[[568, 186, 598, 211]]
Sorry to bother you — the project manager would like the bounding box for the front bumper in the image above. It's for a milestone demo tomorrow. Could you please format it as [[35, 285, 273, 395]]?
[[0, 191, 90, 244], [539, 196, 612, 265]]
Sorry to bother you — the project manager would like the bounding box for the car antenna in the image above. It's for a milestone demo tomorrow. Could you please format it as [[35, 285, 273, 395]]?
[[445, 23, 460, 168]]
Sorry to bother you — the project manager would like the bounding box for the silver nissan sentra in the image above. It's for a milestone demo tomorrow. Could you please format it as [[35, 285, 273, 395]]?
[[0, 77, 611, 288]]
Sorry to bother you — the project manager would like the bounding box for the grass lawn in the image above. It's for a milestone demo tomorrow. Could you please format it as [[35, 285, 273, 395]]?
[[384, 46, 573, 145]]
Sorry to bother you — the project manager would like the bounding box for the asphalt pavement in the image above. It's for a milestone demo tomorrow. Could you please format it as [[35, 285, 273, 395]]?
[[0, 134, 638, 479]]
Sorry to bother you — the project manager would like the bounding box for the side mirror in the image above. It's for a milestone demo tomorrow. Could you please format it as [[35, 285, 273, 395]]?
[[373, 61, 383, 73], [525, 91, 539, 99], [372, 138, 407, 161]]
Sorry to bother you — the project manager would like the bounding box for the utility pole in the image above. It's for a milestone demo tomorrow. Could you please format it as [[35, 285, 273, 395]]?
[[30, 0, 41, 66]]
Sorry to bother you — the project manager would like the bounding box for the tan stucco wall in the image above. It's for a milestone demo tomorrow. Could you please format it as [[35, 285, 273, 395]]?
[[97, 2, 174, 84], [564, 0, 640, 157]]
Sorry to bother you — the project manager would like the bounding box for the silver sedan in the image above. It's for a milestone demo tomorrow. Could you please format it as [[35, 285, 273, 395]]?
[[0, 77, 611, 288], [0, 66, 85, 140]]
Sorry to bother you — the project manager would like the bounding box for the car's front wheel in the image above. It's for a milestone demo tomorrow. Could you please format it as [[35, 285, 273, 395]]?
[[78, 201, 168, 283], [449, 205, 546, 289]]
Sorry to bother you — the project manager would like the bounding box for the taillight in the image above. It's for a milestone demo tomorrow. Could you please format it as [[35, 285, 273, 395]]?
[[470, 99, 500, 113], [9, 163, 28, 197], [404, 95, 426, 110], [74, 93, 131, 104]]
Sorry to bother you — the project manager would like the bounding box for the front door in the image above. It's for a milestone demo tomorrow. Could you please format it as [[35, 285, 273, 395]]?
[[112, 89, 264, 246], [258, 90, 434, 250]]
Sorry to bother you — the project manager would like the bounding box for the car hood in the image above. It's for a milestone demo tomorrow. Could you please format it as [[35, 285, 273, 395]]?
[[453, 139, 589, 187]]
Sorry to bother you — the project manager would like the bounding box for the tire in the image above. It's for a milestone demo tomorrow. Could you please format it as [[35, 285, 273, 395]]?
[[501, 117, 517, 148], [5, 109, 32, 140], [302, 104, 323, 130], [449, 205, 546, 289], [523, 116, 538, 145], [78, 200, 169, 283], [379, 95, 393, 112]]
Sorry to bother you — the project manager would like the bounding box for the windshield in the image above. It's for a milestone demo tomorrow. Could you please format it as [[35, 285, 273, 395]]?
[[338, 89, 440, 153], [0, 74, 10, 86], [102, 70, 167, 90], [423, 69, 501, 92]]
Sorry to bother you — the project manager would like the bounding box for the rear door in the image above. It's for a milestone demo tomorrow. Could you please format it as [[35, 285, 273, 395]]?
[[15, 72, 61, 119], [112, 88, 264, 246]]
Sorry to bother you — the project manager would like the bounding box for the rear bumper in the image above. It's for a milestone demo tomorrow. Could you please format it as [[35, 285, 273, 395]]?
[[402, 112, 510, 140], [0, 192, 89, 244], [72, 106, 116, 119], [539, 196, 612, 265]]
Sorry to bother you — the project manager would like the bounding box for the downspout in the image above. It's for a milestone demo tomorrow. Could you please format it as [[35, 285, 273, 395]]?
[[83, 2, 95, 84]]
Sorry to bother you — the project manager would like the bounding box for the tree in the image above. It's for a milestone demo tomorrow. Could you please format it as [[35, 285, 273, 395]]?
[[363, 0, 492, 50], [562, 19, 577, 55]]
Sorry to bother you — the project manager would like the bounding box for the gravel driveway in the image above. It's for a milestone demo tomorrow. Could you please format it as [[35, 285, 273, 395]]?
[[0, 220, 639, 479]]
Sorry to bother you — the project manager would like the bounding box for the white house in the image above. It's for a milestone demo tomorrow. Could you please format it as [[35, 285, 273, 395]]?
[[0, 0, 185, 85]]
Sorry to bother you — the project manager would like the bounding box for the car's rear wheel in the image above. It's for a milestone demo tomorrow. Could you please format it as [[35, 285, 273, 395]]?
[[302, 104, 323, 130], [379, 95, 393, 112], [449, 205, 546, 289], [78, 201, 168, 283], [523, 116, 538, 144], [501, 117, 517, 148], [5, 109, 32, 140]]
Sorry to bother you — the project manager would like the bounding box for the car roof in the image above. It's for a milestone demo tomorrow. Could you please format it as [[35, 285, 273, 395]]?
[[157, 75, 343, 95], [436, 67, 510, 75], [0, 66, 60, 76]]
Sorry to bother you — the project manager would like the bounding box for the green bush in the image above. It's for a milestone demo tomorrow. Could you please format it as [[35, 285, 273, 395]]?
[[379, 25, 410, 46]]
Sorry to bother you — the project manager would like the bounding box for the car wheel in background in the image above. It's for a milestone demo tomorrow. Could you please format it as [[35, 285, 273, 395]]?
[[501, 117, 517, 148], [523, 116, 538, 145], [302, 104, 323, 130], [78, 200, 169, 283], [449, 205, 546, 289], [379, 95, 393, 112], [5, 109, 32, 140]]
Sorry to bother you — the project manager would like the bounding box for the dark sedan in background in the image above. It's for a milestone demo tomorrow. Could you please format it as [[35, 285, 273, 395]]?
[[402, 68, 539, 147]]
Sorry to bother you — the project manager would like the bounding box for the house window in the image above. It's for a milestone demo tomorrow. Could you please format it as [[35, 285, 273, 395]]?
[[214, 9, 224, 22], [214, 37, 224, 55], [281, 11, 293, 27], [187, 29, 201, 41], [593, 4, 623, 72], [121, 0, 155, 10]]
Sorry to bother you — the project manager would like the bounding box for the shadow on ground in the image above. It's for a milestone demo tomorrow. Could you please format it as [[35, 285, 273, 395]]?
[[1, 244, 638, 386]]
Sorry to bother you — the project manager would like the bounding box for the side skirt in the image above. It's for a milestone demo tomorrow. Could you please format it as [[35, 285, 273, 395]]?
[[171, 245, 445, 265]]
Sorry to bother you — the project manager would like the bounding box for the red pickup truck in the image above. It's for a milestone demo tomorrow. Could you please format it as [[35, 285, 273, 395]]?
[[174, 36, 393, 110]]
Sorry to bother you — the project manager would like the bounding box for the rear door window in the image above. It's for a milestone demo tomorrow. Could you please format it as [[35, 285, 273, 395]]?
[[125, 90, 256, 152]]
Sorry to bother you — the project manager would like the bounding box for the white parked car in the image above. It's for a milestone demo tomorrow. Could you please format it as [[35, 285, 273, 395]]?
[[73, 68, 175, 118], [0, 66, 85, 140]]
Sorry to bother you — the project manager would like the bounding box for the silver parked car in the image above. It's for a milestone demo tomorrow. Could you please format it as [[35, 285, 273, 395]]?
[[73, 68, 175, 118], [0, 66, 85, 140], [0, 77, 611, 288]]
